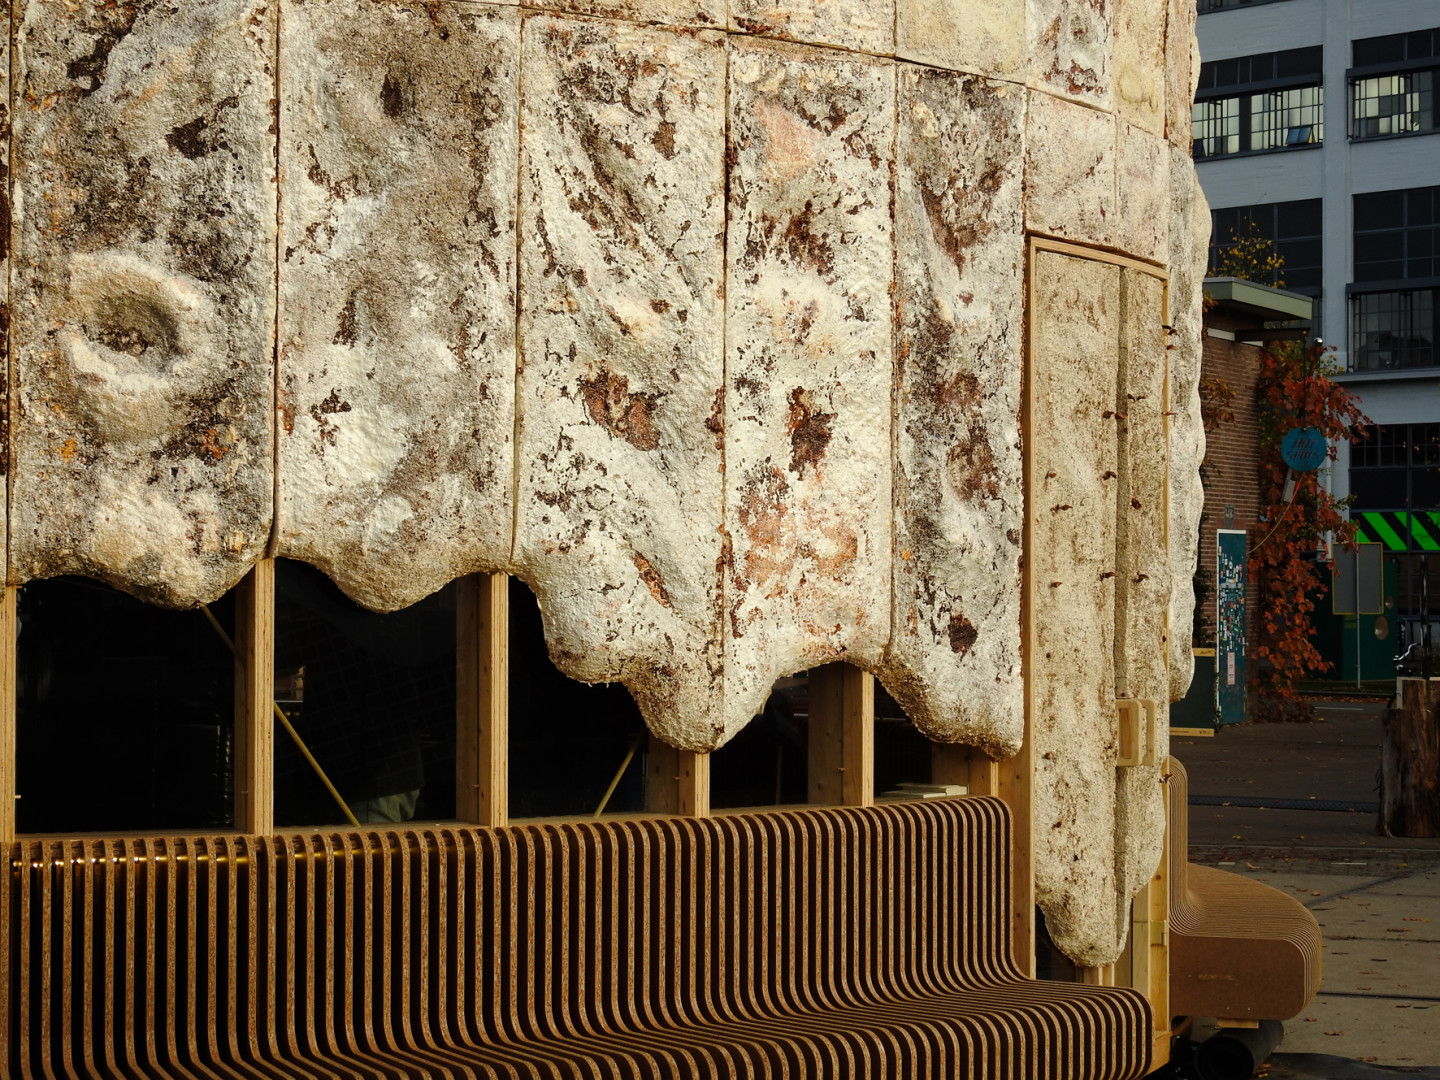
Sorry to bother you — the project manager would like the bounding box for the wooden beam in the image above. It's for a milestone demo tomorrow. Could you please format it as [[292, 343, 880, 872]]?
[[457, 572, 508, 827], [234, 560, 275, 835], [0, 588, 16, 843], [808, 663, 873, 807], [678, 750, 709, 818], [645, 737, 710, 817]]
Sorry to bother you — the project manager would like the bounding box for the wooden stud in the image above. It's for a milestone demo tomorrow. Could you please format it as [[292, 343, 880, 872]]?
[[930, 743, 970, 789], [234, 559, 275, 835], [808, 663, 873, 807], [843, 667, 873, 808], [457, 572, 508, 827], [0, 588, 16, 843], [644, 737, 710, 817], [678, 750, 709, 818]]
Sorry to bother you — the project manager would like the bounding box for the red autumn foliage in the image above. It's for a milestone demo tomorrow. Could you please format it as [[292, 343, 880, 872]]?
[[1248, 341, 1369, 720]]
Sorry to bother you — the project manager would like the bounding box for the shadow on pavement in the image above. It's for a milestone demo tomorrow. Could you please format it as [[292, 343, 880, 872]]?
[[1268, 1053, 1440, 1078]]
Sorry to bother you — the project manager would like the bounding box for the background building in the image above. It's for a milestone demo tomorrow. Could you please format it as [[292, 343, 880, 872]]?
[[1195, 0, 1440, 637]]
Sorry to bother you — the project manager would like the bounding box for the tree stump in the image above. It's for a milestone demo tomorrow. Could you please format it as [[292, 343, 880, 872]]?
[[1380, 679, 1440, 838]]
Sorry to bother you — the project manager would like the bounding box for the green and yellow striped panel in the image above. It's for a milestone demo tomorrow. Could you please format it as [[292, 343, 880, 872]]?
[[1352, 510, 1440, 551]]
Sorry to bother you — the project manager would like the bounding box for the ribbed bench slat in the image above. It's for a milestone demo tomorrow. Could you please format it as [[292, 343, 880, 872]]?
[[4, 798, 1150, 1079]]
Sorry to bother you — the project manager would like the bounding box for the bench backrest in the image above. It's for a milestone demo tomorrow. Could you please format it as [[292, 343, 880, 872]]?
[[2, 797, 1018, 1075]]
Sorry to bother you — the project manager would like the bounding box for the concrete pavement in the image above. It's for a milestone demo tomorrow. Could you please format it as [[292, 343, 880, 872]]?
[[1171, 701, 1440, 1074]]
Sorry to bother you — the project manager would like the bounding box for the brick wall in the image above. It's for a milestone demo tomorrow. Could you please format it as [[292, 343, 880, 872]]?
[[1194, 309, 1263, 649]]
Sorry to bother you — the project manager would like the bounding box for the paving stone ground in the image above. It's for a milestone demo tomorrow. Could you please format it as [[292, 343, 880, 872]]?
[[1172, 701, 1440, 1075]]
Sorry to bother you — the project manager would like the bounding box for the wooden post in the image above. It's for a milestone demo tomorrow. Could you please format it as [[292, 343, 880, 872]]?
[[646, 737, 710, 817], [234, 560, 275, 835], [808, 663, 874, 807], [457, 572, 509, 827], [1380, 679, 1440, 838], [0, 588, 16, 843]]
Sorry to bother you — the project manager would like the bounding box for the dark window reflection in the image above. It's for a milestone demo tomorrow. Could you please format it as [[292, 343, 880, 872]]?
[[16, 577, 234, 833], [508, 577, 646, 819], [710, 675, 810, 810], [274, 560, 456, 827]]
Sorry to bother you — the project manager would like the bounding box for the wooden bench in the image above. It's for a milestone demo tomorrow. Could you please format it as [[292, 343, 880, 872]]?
[[1167, 759, 1323, 1021], [3, 798, 1151, 1079]]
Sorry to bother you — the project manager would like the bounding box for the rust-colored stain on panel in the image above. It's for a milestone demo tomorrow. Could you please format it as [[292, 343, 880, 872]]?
[[723, 38, 895, 737]]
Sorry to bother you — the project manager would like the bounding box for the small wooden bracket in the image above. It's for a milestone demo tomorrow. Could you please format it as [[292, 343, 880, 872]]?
[[1117, 698, 1158, 767]]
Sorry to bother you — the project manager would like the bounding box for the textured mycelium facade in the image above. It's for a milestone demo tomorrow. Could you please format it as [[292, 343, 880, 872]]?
[[1, 0, 1208, 965]]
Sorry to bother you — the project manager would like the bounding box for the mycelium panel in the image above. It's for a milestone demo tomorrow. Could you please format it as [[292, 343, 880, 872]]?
[[883, 66, 1025, 758], [723, 39, 895, 738], [730, 0, 893, 55], [1114, 0, 1168, 136], [275, 0, 518, 611], [1024, 89, 1116, 250], [1030, 249, 1124, 968], [513, 16, 729, 750], [1029, 0, 1112, 109], [896, 0, 1026, 81], [9, 0, 276, 607], [1113, 266, 1171, 927], [1168, 151, 1212, 704]]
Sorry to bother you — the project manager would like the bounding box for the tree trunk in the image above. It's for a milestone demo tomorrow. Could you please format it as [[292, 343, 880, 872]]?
[[1380, 679, 1440, 838]]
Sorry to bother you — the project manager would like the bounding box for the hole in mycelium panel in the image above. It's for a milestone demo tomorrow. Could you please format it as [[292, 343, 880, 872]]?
[[507, 577, 648, 821]]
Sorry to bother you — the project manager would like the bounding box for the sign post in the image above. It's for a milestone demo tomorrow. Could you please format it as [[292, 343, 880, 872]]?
[[1216, 530, 1248, 725]]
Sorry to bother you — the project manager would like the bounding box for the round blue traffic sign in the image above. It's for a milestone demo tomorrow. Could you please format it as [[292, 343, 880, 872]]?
[[1281, 427, 1327, 472]]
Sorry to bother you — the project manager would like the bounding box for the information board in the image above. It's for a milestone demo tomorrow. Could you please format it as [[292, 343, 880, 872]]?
[[1216, 529, 1248, 725]]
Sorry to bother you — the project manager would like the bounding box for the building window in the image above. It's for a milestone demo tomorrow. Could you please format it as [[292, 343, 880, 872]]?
[[1199, 0, 1298, 13], [1350, 28, 1440, 141], [1350, 187, 1440, 371], [1350, 289, 1436, 371], [1193, 47, 1324, 158], [1349, 423, 1440, 618], [1209, 199, 1323, 293]]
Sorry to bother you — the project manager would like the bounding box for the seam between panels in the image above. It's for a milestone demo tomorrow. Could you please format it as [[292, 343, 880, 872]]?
[[718, 33, 731, 733], [5, 0, 15, 587], [508, 14, 525, 573], [885, 56, 900, 673], [267, 0, 282, 561]]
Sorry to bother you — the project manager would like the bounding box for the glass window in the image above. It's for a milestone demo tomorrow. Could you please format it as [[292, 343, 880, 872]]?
[[1193, 97, 1242, 158], [1351, 69, 1436, 139], [273, 560, 458, 826], [1209, 199, 1323, 293], [1350, 288, 1436, 371], [1354, 187, 1440, 281], [16, 578, 236, 833], [505, 576, 648, 821]]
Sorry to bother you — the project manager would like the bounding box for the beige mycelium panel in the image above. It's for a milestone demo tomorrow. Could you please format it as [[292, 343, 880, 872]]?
[[1024, 90, 1116, 250], [275, 0, 518, 612], [730, 0, 893, 55], [885, 66, 1025, 758], [542, 0, 726, 28], [1114, 0, 1168, 136], [1113, 267, 1171, 925], [1118, 126, 1171, 266], [1167, 151, 1211, 703], [1030, 249, 1124, 968], [9, 0, 276, 606], [0, 25, 9, 555], [723, 39, 895, 738], [1029, 0, 1112, 109], [514, 16, 728, 751], [897, 0, 1025, 80]]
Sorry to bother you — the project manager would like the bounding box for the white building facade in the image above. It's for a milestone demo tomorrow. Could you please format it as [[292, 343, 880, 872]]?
[[1196, 0, 1440, 624]]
